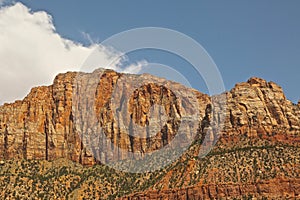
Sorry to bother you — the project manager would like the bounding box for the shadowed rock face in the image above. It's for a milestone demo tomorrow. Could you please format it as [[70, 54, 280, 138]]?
[[0, 69, 299, 199]]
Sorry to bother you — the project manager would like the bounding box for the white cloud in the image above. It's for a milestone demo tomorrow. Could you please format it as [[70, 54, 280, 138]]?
[[0, 3, 145, 104]]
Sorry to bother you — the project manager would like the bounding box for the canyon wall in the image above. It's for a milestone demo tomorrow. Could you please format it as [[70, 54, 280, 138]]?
[[0, 69, 299, 199], [0, 70, 299, 164]]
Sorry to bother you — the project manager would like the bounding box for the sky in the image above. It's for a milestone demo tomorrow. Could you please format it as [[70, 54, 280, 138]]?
[[0, 0, 299, 104]]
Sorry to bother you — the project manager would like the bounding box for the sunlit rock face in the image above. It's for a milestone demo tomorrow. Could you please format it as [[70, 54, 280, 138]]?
[[0, 69, 299, 199], [0, 69, 211, 165], [0, 70, 299, 164]]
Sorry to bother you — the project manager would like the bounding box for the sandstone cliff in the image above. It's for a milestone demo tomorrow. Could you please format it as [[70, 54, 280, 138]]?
[[0, 69, 299, 199], [0, 69, 211, 166], [1, 70, 298, 163]]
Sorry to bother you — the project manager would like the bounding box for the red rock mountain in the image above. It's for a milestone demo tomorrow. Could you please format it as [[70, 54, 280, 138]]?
[[0, 69, 299, 199]]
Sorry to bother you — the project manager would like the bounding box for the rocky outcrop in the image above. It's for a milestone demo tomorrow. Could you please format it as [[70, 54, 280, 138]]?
[[215, 77, 300, 153], [224, 77, 300, 136]]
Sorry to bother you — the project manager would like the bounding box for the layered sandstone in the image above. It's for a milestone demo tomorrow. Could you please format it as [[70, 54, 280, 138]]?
[[0, 70, 299, 164], [0, 69, 299, 199], [224, 77, 300, 136], [0, 69, 210, 166]]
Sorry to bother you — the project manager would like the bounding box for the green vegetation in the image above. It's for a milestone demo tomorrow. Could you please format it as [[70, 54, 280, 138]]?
[[0, 136, 298, 199]]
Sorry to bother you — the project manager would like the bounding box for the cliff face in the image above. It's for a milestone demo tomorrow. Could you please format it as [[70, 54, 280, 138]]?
[[0, 72, 78, 162], [0, 69, 299, 199], [117, 77, 300, 200], [0, 69, 211, 165], [214, 77, 300, 152], [223, 77, 300, 137]]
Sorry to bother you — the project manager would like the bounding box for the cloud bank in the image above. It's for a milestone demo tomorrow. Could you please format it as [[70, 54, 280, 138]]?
[[0, 3, 144, 104]]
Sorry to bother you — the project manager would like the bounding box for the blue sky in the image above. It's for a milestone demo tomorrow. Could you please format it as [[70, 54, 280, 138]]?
[[4, 0, 300, 103]]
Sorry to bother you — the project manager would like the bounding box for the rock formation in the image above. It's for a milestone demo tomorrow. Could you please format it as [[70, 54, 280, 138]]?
[[0, 69, 211, 166], [0, 69, 299, 199]]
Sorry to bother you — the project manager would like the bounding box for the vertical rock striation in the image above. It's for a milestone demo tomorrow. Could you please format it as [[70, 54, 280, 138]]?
[[0, 69, 211, 165], [0, 69, 299, 199]]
